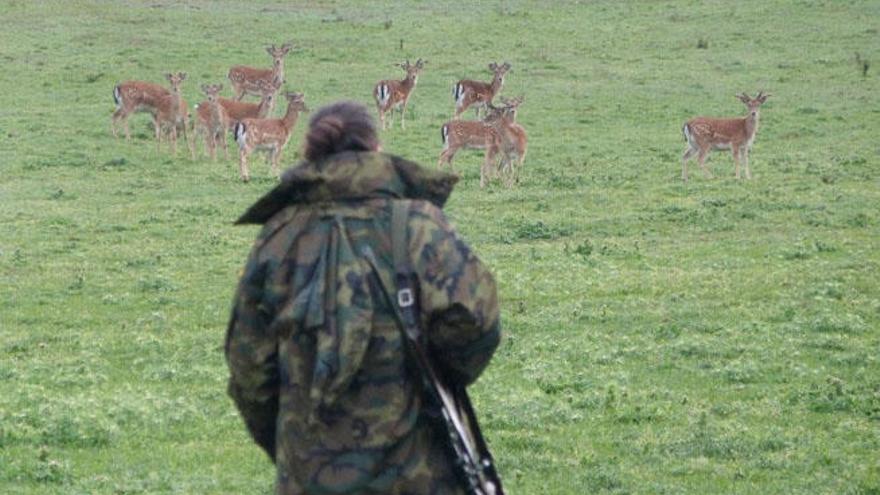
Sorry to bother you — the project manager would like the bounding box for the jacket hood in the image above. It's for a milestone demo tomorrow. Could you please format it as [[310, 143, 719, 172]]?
[[236, 151, 459, 225]]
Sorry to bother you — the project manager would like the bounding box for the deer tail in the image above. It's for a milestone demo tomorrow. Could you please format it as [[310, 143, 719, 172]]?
[[234, 122, 247, 148], [113, 85, 122, 108]]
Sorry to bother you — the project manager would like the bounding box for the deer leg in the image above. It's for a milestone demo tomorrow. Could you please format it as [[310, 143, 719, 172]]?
[[111, 109, 124, 138], [481, 145, 498, 189], [400, 101, 408, 130], [270, 146, 282, 178], [682, 147, 696, 181], [697, 149, 713, 179], [732, 147, 741, 180], [239, 148, 250, 182], [743, 148, 752, 179], [219, 130, 229, 161]]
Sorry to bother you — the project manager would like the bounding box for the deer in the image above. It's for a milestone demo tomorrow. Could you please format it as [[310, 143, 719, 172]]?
[[233, 92, 308, 182], [486, 96, 528, 187], [437, 108, 505, 189], [227, 42, 294, 101], [452, 62, 511, 120], [373, 58, 426, 130], [111, 75, 179, 143], [152, 72, 191, 156], [218, 78, 281, 129], [192, 84, 230, 161], [682, 92, 771, 181]]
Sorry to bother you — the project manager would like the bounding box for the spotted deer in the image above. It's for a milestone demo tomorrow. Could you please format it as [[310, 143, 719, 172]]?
[[111, 75, 178, 143], [193, 84, 230, 161], [218, 79, 281, 129], [134, 72, 190, 156], [373, 58, 426, 130], [486, 96, 527, 186], [228, 42, 294, 101], [233, 92, 308, 182], [682, 92, 771, 181], [438, 112, 503, 189], [452, 62, 511, 119]]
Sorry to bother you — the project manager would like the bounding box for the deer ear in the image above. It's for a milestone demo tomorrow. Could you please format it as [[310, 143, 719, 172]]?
[[178, 72, 187, 80], [489, 62, 498, 71], [503, 62, 511, 69], [216, 83, 223, 92]]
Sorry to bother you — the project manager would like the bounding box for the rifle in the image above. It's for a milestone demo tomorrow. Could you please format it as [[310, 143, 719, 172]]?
[[387, 200, 505, 495]]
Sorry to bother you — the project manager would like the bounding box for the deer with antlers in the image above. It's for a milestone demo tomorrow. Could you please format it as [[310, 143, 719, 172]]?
[[228, 42, 294, 101], [452, 62, 511, 120], [233, 92, 308, 182], [682, 92, 771, 181], [373, 58, 426, 130]]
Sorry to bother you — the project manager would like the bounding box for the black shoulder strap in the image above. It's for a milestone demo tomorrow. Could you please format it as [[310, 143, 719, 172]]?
[[391, 200, 421, 342], [388, 200, 504, 495]]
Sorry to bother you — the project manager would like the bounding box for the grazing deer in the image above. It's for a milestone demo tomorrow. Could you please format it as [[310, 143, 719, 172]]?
[[452, 62, 511, 119], [111, 78, 172, 142], [373, 58, 426, 130], [486, 96, 528, 186], [218, 79, 281, 129], [228, 42, 294, 101], [682, 92, 771, 181], [193, 84, 230, 161], [153, 72, 191, 156], [233, 92, 308, 182]]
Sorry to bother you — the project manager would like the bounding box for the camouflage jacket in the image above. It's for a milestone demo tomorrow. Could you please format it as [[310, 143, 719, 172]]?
[[225, 151, 501, 495]]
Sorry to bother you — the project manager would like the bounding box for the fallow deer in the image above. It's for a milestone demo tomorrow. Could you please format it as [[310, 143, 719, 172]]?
[[373, 58, 426, 130], [153, 72, 190, 156], [112, 78, 171, 142], [438, 111, 503, 189], [452, 62, 511, 119], [682, 92, 771, 181], [193, 84, 229, 161], [228, 42, 294, 101], [233, 92, 308, 182], [218, 79, 281, 129], [486, 96, 528, 186]]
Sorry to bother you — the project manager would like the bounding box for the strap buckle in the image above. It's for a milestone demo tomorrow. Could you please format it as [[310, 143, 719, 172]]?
[[397, 288, 414, 308]]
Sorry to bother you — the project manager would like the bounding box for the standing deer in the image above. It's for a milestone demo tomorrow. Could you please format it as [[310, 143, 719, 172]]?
[[111, 76, 174, 142], [486, 96, 528, 187], [452, 62, 511, 119], [228, 42, 294, 101], [153, 72, 190, 156], [193, 84, 230, 161], [682, 92, 771, 181], [234, 92, 308, 182], [373, 58, 426, 130], [218, 79, 281, 129], [438, 110, 505, 189]]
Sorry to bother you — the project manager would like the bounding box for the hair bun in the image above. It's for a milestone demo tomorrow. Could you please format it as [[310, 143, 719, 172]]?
[[303, 101, 379, 162]]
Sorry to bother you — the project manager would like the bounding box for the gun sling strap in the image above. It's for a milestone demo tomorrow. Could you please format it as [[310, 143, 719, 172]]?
[[389, 200, 504, 495]]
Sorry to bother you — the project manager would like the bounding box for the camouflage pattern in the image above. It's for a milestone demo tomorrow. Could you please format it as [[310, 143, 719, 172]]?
[[225, 151, 501, 495]]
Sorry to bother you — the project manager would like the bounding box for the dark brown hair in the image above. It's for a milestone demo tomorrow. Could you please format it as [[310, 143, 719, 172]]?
[[303, 101, 380, 162]]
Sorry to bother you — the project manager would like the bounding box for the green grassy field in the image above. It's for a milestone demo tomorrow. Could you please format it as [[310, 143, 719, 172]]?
[[1, 1, 878, 493]]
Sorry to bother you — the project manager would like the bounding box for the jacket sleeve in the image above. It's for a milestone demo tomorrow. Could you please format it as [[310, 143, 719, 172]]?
[[408, 201, 501, 386], [225, 249, 279, 462]]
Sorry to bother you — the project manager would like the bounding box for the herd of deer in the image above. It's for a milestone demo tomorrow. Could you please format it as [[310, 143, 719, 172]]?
[[110, 41, 770, 185]]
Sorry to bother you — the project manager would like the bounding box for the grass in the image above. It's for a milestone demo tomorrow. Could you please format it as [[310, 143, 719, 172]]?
[[1, 1, 878, 493]]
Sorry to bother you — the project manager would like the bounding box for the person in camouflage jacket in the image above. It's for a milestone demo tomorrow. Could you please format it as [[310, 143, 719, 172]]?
[[225, 102, 501, 495]]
